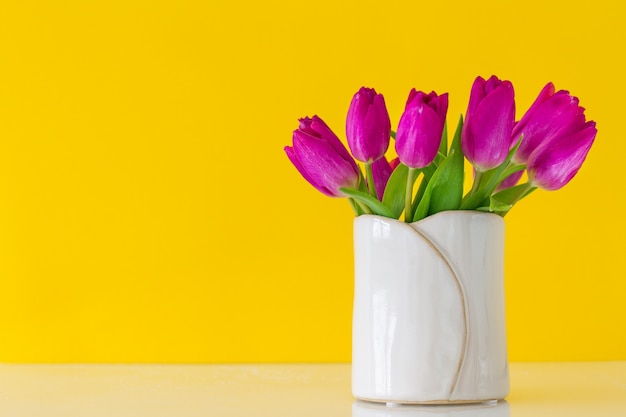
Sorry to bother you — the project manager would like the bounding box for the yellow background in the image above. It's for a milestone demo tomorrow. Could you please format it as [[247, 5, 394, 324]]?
[[0, 0, 624, 363]]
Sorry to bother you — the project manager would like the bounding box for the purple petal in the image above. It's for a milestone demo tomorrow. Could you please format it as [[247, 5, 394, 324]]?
[[495, 170, 524, 193], [405, 88, 419, 108], [484, 75, 503, 94], [396, 102, 442, 168], [285, 144, 335, 197], [293, 132, 360, 196], [372, 156, 393, 200], [309, 115, 358, 171], [362, 93, 390, 161], [433, 93, 449, 132], [464, 76, 487, 125], [346, 92, 370, 161], [512, 82, 555, 140]]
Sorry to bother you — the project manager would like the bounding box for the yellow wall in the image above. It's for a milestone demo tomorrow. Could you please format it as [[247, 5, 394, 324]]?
[[0, 0, 624, 362]]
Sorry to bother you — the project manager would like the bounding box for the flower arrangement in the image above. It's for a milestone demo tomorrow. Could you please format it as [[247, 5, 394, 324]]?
[[285, 76, 597, 222]]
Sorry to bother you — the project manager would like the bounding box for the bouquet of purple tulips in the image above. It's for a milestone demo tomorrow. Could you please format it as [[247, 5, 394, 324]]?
[[285, 75, 597, 221]]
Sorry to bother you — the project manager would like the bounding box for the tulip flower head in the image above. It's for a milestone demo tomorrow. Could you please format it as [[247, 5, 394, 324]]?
[[462, 75, 516, 172], [527, 121, 597, 191], [512, 82, 587, 165], [285, 116, 360, 197], [346, 87, 391, 163], [395, 90, 448, 169]]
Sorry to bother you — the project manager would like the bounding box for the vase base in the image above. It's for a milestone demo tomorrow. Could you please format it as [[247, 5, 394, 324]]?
[[355, 396, 501, 405]]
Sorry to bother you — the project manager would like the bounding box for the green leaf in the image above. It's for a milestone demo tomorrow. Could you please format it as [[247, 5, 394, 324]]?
[[412, 183, 433, 222], [428, 115, 464, 215], [390, 130, 396, 140], [439, 120, 448, 156], [413, 149, 458, 222], [339, 188, 394, 218], [489, 198, 513, 213], [410, 163, 437, 215], [499, 163, 526, 183], [357, 172, 369, 193], [461, 134, 524, 211], [381, 163, 409, 219], [450, 115, 463, 154], [491, 183, 530, 205], [348, 197, 365, 216], [490, 183, 537, 216]]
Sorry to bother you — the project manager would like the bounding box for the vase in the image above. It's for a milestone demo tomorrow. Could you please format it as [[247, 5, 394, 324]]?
[[352, 211, 509, 404]]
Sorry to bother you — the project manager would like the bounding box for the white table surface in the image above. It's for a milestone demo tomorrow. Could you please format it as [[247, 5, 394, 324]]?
[[0, 362, 624, 416]]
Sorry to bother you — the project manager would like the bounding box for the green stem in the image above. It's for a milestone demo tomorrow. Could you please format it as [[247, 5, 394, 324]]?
[[460, 170, 488, 210], [405, 168, 419, 223], [365, 162, 377, 199], [468, 170, 483, 196]]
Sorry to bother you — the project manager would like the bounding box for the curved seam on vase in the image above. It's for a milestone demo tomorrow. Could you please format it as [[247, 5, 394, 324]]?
[[411, 225, 470, 400]]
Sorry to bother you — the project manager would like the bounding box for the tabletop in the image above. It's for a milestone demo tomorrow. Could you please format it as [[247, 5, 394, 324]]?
[[0, 362, 624, 416]]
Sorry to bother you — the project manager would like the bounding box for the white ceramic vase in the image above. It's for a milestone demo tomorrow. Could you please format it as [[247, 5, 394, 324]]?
[[352, 211, 509, 404]]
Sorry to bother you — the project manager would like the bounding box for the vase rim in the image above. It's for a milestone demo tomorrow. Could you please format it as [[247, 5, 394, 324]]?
[[354, 210, 504, 227]]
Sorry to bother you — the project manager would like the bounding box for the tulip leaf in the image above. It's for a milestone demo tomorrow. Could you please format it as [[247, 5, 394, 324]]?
[[339, 188, 395, 218], [348, 197, 365, 216], [451, 115, 463, 153], [489, 198, 513, 213], [461, 134, 523, 210], [411, 174, 429, 215], [410, 164, 437, 215], [412, 184, 432, 222], [413, 149, 458, 222], [382, 163, 409, 219], [490, 183, 537, 216], [427, 115, 464, 215], [390, 130, 396, 140], [496, 163, 526, 187], [491, 183, 530, 205], [439, 120, 448, 156], [358, 172, 369, 193]]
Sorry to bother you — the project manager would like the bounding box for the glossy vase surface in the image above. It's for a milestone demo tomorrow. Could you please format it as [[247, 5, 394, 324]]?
[[352, 211, 509, 404]]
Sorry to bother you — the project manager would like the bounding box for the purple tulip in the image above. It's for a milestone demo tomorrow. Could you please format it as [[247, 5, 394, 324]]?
[[285, 116, 360, 197], [346, 87, 391, 163], [395, 90, 448, 169], [462, 75, 516, 172], [512, 82, 587, 164], [371, 156, 394, 200], [527, 121, 597, 191]]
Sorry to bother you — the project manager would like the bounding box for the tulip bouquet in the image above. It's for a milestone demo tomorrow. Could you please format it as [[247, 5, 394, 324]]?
[[285, 76, 597, 222]]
